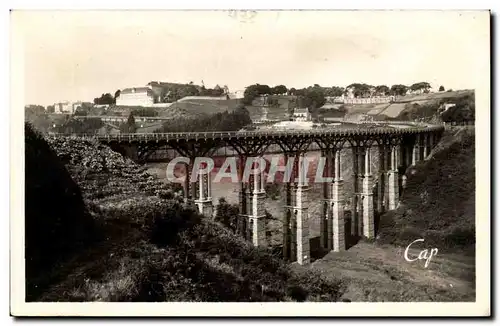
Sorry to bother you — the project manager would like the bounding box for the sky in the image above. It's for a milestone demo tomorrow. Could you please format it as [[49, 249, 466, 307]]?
[[12, 10, 490, 106]]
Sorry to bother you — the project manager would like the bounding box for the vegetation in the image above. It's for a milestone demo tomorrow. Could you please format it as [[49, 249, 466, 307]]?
[[148, 81, 227, 103], [155, 105, 252, 133], [26, 122, 343, 302], [409, 82, 431, 94], [130, 107, 159, 117], [94, 93, 116, 105], [119, 113, 137, 133], [441, 93, 475, 123], [55, 118, 104, 134], [377, 128, 475, 254], [396, 92, 475, 123]]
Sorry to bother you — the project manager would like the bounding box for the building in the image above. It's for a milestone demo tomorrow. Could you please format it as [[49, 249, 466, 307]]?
[[116, 86, 155, 107], [53, 102, 73, 114], [292, 108, 311, 121]]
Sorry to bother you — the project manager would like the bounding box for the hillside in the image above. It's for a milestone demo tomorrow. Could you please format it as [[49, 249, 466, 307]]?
[[304, 126, 476, 302], [25, 122, 343, 302], [377, 127, 475, 252], [158, 99, 242, 118]]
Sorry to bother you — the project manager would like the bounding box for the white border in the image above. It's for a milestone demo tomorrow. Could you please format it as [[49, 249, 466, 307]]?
[[7, 4, 492, 318]]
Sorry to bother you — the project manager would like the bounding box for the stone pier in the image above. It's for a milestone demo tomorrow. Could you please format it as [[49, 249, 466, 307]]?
[[194, 169, 214, 216], [388, 145, 399, 210], [294, 154, 310, 265], [320, 150, 332, 250], [351, 147, 360, 236], [331, 149, 345, 252], [362, 147, 375, 238], [250, 164, 266, 247], [237, 155, 248, 237], [423, 134, 428, 158], [412, 135, 420, 165]]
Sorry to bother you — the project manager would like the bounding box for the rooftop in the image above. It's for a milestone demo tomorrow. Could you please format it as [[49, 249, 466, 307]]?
[[121, 87, 154, 95]]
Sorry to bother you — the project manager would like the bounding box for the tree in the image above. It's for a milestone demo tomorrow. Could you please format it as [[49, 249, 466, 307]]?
[[390, 84, 408, 96], [272, 85, 288, 95], [242, 84, 271, 105], [301, 85, 326, 119], [94, 93, 115, 105], [346, 83, 373, 97], [73, 107, 88, 116], [439, 85, 445, 92], [288, 88, 297, 96], [114, 89, 121, 100], [120, 113, 137, 133], [410, 82, 431, 94], [326, 86, 344, 97], [375, 85, 390, 96], [46, 105, 55, 113]]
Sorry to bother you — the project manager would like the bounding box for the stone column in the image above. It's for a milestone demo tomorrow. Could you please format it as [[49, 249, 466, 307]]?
[[237, 155, 248, 237], [195, 169, 214, 216], [388, 146, 399, 210], [362, 148, 375, 238], [331, 149, 345, 252], [251, 162, 266, 247], [412, 135, 420, 165], [423, 134, 428, 158], [377, 145, 386, 213], [294, 153, 310, 265], [290, 154, 299, 262], [351, 147, 359, 236], [320, 150, 332, 249]]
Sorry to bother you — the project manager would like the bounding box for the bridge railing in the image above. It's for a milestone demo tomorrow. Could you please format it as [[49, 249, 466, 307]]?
[[49, 123, 444, 141]]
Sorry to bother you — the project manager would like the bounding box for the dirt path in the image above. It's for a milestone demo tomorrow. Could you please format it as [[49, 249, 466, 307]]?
[[296, 242, 475, 302]]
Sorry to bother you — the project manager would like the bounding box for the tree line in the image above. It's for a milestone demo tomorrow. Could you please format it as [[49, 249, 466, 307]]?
[[243, 81, 444, 106]]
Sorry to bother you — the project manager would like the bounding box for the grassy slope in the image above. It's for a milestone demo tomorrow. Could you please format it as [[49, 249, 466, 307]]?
[[304, 127, 476, 302], [377, 127, 475, 252], [26, 123, 343, 302], [158, 99, 242, 118]]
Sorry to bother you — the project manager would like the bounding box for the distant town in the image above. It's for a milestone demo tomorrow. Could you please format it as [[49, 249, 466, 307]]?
[[24, 79, 474, 137]]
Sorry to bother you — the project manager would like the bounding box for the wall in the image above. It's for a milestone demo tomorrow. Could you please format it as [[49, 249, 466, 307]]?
[[116, 93, 154, 107]]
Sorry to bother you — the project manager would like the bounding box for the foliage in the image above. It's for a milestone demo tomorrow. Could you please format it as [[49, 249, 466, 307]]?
[[130, 107, 159, 117], [377, 129, 475, 253], [155, 105, 252, 133], [55, 118, 104, 134], [213, 198, 239, 232], [439, 85, 445, 92], [243, 84, 272, 105], [409, 82, 431, 94], [46, 105, 55, 113], [390, 84, 409, 96], [375, 85, 390, 96], [94, 93, 115, 105], [441, 94, 475, 122], [301, 85, 326, 109], [119, 113, 137, 133], [27, 127, 343, 302], [25, 123, 98, 300], [346, 83, 373, 97], [271, 85, 288, 95], [324, 86, 345, 97]]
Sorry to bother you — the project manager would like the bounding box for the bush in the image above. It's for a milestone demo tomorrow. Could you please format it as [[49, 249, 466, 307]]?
[[25, 123, 98, 300]]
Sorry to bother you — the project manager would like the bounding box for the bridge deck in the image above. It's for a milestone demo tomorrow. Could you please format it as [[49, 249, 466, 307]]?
[[50, 123, 444, 142]]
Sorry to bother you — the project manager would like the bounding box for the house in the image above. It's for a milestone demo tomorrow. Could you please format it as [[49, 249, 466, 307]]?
[[53, 102, 73, 114], [116, 86, 155, 107], [292, 108, 311, 121]]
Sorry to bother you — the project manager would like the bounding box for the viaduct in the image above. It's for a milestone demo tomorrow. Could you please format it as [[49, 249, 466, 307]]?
[[54, 123, 444, 265]]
